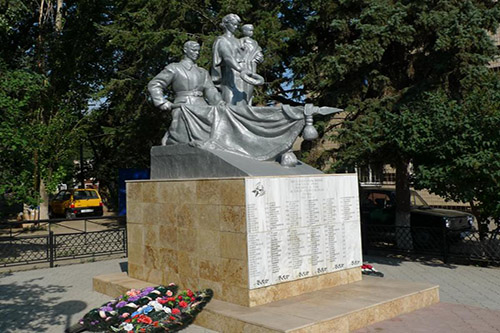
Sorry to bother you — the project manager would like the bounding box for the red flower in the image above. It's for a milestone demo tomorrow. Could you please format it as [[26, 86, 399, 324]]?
[[179, 301, 188, 308], [167, 297, 176, 302], [191, 297, 196, 302], [137, 314, 153, 325], [187, 290, 194, 297], [169, 316, 176, 321], [125, 319, 131, 323], [178, 295, 183, 300], [153, 321, 159, 327], [158, 298, 168, 304], [172, 308, 181, 315]]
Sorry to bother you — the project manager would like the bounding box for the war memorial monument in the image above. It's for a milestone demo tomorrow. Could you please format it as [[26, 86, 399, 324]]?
[[94, 14, 439, 332]]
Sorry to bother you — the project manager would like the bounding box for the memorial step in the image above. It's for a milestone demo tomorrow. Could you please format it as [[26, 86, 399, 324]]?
[[93, 273, 439, 332]]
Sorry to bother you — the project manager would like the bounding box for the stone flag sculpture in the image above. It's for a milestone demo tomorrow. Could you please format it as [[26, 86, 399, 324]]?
[[148, 14, 342, 167]]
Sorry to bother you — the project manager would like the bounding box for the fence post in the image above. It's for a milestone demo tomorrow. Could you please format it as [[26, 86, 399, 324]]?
[[123, 227, 128, 257], [442, 227, 449, 264], [49, 231, 54, 268]]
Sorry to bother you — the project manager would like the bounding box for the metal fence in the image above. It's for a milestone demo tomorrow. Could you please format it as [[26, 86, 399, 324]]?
[[361, 223, 500, 265], [0, 216, 127, 267]]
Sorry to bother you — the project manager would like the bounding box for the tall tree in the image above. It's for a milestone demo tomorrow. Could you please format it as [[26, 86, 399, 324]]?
[[0, 0, 113, 217], [283, 0, 500, 244]]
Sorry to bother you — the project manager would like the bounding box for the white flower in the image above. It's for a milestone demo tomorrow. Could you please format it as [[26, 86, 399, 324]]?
[[147, 299, 164, 312], [163, 307, 172, 314], [123, 323, 134, 331], [147, 300, 162, 311], [125, 303, 138, 308], [99, 310, 107, 319], [153, 302, 164, 312]]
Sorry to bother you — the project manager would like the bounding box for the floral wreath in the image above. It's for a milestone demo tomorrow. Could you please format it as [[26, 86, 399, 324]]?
[[69, 284, 213, 333]]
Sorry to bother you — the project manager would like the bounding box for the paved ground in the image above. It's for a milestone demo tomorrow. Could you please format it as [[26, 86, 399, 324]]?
[[1, 256, 499, 332], [355, 255, 500, 332], [363, 255, 500, 310]]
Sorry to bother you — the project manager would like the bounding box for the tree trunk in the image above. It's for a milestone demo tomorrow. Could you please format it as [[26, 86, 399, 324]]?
[[470, 201, 488, 241], [55, 0, 64, 32], [39, 180, 49, 220], [395, 158, 413, 250]]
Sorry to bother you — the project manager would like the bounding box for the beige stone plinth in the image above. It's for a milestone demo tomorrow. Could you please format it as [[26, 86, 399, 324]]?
[[93, 273, 439, 332], [125, 178, 362, 307]]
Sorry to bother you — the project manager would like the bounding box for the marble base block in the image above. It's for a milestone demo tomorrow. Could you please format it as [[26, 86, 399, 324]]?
[[125, 174, 363, 307]]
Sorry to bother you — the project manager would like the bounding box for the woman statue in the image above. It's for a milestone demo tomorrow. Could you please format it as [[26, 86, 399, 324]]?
[[211, 14, 248, 105]]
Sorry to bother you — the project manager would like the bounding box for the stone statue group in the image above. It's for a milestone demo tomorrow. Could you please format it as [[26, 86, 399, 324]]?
[[148, 14, 341, 167]]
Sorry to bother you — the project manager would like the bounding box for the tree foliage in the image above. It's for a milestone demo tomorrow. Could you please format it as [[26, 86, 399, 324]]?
[[410, 73, 500, 221], [0, 0, 110, 212], [2, 0, 500, 223], [284, 0, 500, 222]]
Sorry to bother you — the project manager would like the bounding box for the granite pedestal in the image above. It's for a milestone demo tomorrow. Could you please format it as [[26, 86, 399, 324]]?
[[117, 175, 363, 307]]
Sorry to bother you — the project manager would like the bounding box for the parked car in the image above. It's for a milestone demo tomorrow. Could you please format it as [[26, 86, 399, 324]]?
[[49, 189, 104, 219], [360, 187, 474, 247]]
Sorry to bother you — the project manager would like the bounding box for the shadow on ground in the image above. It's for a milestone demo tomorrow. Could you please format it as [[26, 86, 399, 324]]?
[[0, 277, 88, 332], [364, 254, 458, 269]]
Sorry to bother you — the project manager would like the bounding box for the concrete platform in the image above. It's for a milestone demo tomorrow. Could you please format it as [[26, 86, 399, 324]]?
[[93, 274, 439, 332], [150, 144, 322, 179]]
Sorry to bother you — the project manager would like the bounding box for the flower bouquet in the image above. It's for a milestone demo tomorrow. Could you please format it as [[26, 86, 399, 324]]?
[[67, 284, 213, 333], [361, 264, 384, 277]]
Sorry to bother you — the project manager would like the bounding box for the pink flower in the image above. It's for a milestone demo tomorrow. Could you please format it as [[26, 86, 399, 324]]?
[[166, 290, 173, 297], [126, 289, 140, 297]]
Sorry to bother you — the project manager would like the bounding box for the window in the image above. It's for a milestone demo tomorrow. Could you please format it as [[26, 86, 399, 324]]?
[[410, 191, 429, 207], [73, 190, 99, 200], [55, 191, 66, 200]]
